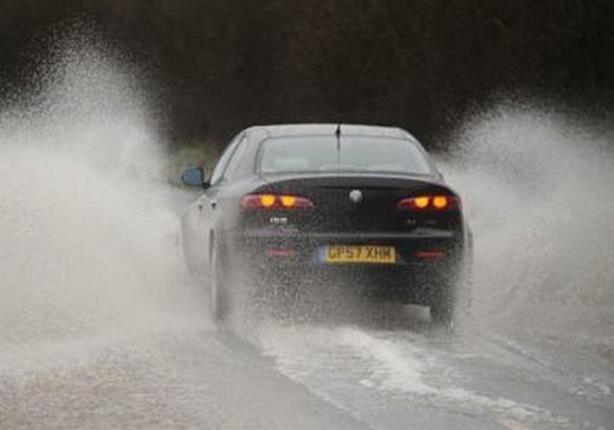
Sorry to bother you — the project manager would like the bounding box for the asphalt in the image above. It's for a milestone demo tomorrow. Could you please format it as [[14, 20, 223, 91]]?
[[1, 285, 613, 430]]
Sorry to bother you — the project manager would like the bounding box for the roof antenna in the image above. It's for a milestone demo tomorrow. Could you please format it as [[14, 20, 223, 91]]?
[[335, 123, 341, 163]]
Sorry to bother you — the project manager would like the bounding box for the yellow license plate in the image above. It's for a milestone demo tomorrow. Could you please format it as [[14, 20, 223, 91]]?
[[325, 245, 396, 264]]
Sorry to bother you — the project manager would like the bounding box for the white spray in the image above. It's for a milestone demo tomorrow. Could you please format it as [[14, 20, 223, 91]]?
[[442, 104, 614, 345], [0, 36, 199, 350]]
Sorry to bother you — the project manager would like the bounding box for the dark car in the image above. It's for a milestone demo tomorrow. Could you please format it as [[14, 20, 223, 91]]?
[[180, 124, 472, 325]]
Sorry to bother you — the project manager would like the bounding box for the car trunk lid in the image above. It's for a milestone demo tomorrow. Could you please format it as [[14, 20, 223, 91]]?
[[250, 173, 456, 233]]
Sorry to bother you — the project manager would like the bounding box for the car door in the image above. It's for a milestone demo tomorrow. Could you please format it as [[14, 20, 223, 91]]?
[[192, 133, 246, 278]]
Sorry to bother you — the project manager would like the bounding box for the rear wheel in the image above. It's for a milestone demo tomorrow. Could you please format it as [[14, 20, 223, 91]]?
[[428, 272, 457, 327], [430, 292, 455, 326], [210, 245, 231, 322]]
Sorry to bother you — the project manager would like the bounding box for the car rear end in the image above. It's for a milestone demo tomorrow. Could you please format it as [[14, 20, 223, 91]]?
[[234, 173, 467, 304]]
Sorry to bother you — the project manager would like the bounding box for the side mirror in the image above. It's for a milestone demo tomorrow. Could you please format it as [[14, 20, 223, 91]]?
[[181, 167, 207, 188]]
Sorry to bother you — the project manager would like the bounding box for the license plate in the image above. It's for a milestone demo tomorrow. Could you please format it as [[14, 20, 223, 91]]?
[[324, 245, 396, 264]]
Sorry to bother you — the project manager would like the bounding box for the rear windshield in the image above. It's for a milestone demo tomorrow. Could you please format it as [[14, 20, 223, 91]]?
[[259, 135, 432, 175]]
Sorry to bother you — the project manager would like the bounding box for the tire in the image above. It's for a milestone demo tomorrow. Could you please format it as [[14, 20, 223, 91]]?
[[180, 219, 198, 276], [429, 276, 456, 327], [430, 294, 455, 327], [210, 244, 231, 322]]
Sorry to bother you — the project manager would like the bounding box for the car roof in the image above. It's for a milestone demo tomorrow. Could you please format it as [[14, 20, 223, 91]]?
[[243, 123, 418, 141]]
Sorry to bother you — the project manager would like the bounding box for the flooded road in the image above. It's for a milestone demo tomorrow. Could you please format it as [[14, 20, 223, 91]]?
[[2, 298, 612, 429]]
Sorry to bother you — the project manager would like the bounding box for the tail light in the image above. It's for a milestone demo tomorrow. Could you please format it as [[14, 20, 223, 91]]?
[[397, 195, 460, 211], [415, 250, 446, 259], [241, 193, 314, 210]]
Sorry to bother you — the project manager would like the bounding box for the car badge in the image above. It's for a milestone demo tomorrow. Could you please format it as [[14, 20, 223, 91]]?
[[349, 189, 363, 205], [269, 216, 288, 226]]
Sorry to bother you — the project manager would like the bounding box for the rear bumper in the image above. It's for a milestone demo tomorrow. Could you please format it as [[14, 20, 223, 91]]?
[[225, 228, 464, 301], [236, 228, 463, 267]]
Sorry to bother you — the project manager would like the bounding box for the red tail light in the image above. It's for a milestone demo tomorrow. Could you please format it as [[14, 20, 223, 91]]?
[[241, 194, 314, 210], [397, 195, 460, 211], [415, 250, 446, 259]]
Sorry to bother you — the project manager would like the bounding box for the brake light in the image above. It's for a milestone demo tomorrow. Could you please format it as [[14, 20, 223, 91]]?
[[397, 195, 459, 211], [415, 250, 446, 259], [432, 196, 448, 209], [261, 194, 276, 208], [266, 247, 296, 257], [280, 195, 297, 207], [413, 196, 430, 209], [241, 194, 314, 210]]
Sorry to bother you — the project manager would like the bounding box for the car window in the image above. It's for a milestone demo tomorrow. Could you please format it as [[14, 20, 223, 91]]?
[[259, 135, 432, 175], [223, 135, 249, 180], [209, 134, 243, 185]]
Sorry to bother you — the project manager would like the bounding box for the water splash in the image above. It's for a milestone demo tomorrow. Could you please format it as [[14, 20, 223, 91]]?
[[441, 103, 614, 347], [0, 34, 197, 350]]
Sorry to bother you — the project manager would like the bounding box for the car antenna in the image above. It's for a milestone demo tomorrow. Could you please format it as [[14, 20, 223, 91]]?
[[335, 123, 341, 163]]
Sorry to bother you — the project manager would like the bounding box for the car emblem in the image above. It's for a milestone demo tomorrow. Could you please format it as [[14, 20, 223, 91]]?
[[349, 189, 363, 204]]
